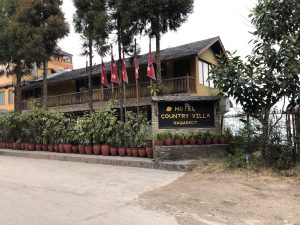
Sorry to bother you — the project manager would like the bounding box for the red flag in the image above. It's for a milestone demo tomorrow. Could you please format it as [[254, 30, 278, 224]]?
[[134, 47, 139, 80], [122, 52, 128, 84], [147, 41, 156, 80], [111, 47, 119, 84], [101, 58, 109, 87]]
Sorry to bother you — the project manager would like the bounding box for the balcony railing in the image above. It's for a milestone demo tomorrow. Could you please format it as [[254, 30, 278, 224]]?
[[22, 76, 196, 110]]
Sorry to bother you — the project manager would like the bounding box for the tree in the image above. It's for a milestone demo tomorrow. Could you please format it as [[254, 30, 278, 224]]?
[[34, 0, 69, 109], [210, 0, 300, 159], [73, 0, 110, 114], [107, 0, 140, 121], [0, 0, 46, 112], [136, 0, 194, 86]]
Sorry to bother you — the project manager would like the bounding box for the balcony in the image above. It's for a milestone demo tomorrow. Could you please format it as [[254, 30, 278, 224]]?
[[22, 76, 196, 111]]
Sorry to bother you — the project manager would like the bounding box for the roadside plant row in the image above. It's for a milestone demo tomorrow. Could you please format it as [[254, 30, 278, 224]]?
[[155, 130, 231, 146], [0, 103, 153, 158]]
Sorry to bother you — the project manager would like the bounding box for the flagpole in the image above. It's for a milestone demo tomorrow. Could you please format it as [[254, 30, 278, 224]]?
[[111, 45, 115, 101], [135, 39, 140, 114], [149, 39, 153, 92], [123, 50, 127, 114]]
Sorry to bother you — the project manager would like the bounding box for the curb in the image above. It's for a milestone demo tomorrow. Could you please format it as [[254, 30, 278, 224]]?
[[0, 149, 196, 172]]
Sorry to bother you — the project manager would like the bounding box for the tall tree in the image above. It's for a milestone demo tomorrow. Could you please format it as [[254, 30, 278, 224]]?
[[107, 0, 140, 121], [34, 0, 69, 109], [0, 0, 46, 112], [73, 0, 110, 114], [136, 0, 194, 86], [210, 0, 300, 159]]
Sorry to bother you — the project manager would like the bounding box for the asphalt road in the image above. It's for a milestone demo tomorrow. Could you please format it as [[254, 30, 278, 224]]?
[[0, 156, 184, 225]]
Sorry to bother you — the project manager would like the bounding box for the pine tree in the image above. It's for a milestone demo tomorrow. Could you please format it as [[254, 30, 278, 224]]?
[[73, 0, 110, 114], [136, 0, 194, 87]]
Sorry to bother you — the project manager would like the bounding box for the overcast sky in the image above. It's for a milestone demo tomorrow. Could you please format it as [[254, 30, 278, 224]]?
[[59, 0, 257, 69]]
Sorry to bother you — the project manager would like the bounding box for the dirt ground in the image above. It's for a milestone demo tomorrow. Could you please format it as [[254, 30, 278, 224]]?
[[140, 158, 300, 225]]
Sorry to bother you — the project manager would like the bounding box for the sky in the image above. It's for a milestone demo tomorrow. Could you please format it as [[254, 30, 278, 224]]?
[[59, 0, 257, 69]]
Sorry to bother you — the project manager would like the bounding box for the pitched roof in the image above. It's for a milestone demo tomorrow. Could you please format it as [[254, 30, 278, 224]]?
[[23, 36, 224, 89]]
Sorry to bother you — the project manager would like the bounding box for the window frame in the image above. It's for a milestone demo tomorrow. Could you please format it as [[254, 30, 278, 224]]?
[[0, 91, 5, 105]]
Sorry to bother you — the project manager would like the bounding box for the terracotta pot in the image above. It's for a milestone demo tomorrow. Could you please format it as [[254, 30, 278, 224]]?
[[155, 140, 164, 146], [132, 148, 139, 157], [164, 138, 174, 146], [146, 147, 153, 159], [72, 145, 79, 154], [189, 138, 197, 145], [138, 147, 147, 158], [64, 144, 72, 153], [212, 138, 220, 144], [182, 139, 189, 145], [205, 138, 212, 145], [0, 142, 2, 149], [54, 145, 59, 152], [220, 138, 229, 144], [110, 146, 118, 156], [118, 147, 126, 157], [42, 144, 48, 151], [48, 144, 54, 152], [101, 144, 110, 156], [126, 147, 133, 157], [196, 139, 204, 145], [174, 139, 182, 145], [85, 145, 93, 155], [93, 144, 101, 155], [9, 143, 13, 149], [59, 144, 65, 153], [28, 144, 35, 151], [25, 143, 30, 151], [78, 144, 85, 154], [13, 143, 20, 150], [35, 144, 42, 151], [21, 143, 26, 151]]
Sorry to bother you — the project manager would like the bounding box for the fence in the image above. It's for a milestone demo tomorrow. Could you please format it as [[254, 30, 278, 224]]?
[[222, 109, 300, 160]]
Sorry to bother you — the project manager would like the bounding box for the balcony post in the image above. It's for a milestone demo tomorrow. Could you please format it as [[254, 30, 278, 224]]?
[[186, 73, 190, 94]]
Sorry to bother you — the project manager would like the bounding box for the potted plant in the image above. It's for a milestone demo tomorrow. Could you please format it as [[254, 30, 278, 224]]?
[[181, 133, 189, 145], [136, 113, 149, 158], [212, 133, 220, 144], [155, 133, 165, 146], [195, 132, 204, 145], [223, 128, 232, 144], [164, 132, 174, 146], [174, 133, 182, 145], [189, 132, 197, 145], [203, 132, 213, 145]]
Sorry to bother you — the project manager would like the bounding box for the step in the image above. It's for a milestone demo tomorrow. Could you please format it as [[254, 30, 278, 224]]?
[[0, 149, 196, 172]]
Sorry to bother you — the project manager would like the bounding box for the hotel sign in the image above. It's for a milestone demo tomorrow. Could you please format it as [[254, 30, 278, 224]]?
[[158, 101, 215, 129]]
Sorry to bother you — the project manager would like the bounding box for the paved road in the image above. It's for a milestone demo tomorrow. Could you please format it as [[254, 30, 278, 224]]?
[[0, 156, 184, 225]]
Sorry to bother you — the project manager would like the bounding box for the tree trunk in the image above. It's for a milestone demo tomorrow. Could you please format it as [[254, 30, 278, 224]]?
[[15, 62, 22, 113], [42, 60, 48, 110], [155, 31, 162, 85], [118, 30, 124, 121], [260, 108, 271, 160], [88, 39, 93, 114]]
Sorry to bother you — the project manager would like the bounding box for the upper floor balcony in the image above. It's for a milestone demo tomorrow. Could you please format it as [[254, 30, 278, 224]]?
[[22, 76, 196, 111]]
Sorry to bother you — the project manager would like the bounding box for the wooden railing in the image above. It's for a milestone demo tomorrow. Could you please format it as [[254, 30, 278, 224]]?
[[22, 76, 196, 110]]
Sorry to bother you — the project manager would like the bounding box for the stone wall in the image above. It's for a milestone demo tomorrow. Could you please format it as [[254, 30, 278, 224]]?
[[154, 144, 228, 161]]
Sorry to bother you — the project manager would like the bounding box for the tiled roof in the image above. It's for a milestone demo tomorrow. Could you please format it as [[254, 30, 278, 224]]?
[[24, 36, 224, 88]]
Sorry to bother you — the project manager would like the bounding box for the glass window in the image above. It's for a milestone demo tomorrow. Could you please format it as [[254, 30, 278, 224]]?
[[0, 91, 5, 105], [198, 60, 214, 88], [8, 90, 13, 104]]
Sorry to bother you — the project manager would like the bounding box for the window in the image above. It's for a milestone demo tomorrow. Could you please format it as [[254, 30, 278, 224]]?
[[8, 90, 13, 104], [198, 60, 214, 88], [0, 91, 5, 105]]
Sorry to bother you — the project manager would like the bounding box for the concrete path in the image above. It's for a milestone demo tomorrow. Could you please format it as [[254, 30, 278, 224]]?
[[0, 156, 184, 225]]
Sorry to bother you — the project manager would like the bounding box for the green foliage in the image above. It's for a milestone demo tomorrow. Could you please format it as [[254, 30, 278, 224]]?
[[73, 0, 110, 56], [226, 148, 252, 169]]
